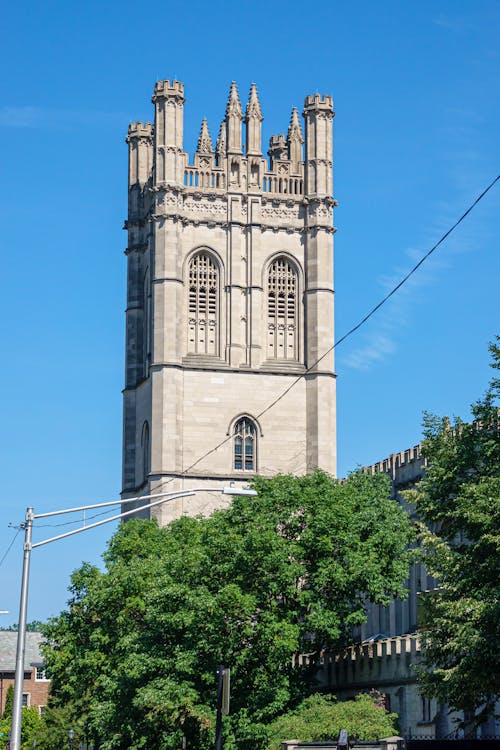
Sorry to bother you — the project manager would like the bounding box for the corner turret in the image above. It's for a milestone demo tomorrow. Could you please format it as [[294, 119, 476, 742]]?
[[152, 79, 186, 186], [303, 93, 334, 197], [126, 121, 153, 187]]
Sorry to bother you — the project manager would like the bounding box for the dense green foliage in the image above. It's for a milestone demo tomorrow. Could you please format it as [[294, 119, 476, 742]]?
[[41, 470, 413, 750], [266, 693, 398, 749], [412, 338, 500, 722], [0, 703, 44, 750]]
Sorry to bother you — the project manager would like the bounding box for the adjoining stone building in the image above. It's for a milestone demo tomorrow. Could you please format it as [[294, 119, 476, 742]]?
[[314, 447, 499, 740], [122, 80, 336, 521]]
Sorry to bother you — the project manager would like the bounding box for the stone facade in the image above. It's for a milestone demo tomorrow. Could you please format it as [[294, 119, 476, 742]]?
[[317, 448, 500, 740], [357, 446, 434, 643], [122, 80, 337, 521]]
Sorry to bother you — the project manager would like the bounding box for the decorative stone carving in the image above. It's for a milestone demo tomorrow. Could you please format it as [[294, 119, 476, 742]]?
[[261, 205, 301, 220], [183, 198, 226, 216]]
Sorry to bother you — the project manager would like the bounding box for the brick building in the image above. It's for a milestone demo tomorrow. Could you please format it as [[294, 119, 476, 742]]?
[[0, 632, 49, 715]]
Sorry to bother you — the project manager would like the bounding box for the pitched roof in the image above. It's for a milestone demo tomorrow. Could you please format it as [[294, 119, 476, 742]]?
[[0, 632, 44, 671]]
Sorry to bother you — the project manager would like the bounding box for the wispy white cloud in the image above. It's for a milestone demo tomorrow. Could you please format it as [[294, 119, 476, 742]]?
[[432, 14, 478, 33], [339, 97, 498, 373], [0, 106, 129, 129], [341, 333, 396, 371]]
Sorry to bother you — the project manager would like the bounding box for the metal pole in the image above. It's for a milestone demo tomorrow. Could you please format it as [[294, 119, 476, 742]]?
[[11, 508, 33, 750], [10, 485, 256, 748], [214, 665, 224, 750]]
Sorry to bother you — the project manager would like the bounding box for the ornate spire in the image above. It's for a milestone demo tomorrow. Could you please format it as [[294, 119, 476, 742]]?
[[287, 107, 304, 169], [245, 82, 263, 156], [246, 83, 263, 121], [225, 81, 243, 154], [196, 118, 214, 153], [287, 107, 303, 143], [225, 81, 243, 118], [216, 120, 226, 163]]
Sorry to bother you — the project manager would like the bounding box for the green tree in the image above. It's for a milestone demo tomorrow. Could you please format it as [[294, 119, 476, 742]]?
[[42, 470, 413, 750], [412, 338, 500, 723], [0, 706, 44, 750], [29, 704, 81, 750], [2, 686, 14, 719], [266, 693, 398, 749]]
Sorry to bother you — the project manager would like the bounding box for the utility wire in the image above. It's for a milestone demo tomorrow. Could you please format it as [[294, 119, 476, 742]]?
[[37, 174, 500, 527], [35, 506, 119, 529], [150, 173, 500, 487], [0, 527, 21, 570], [25, 174, 498, 522]]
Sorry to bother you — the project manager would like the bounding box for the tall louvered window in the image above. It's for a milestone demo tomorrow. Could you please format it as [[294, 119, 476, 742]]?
[[188, 253, 219, 355], [267, 257, 298, 359], [234, 417, 256, 472]]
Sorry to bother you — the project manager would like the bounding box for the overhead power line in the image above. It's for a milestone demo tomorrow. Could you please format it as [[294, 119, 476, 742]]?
[[0, 527, 21, 570], [159, 173, 499, 482]]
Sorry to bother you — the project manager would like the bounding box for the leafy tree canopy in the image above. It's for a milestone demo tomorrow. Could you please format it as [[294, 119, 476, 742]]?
[[411, 337, 500, 722], [41, 470, 413, 750], [0, 706, 43, 750], [266, 693, 398, 750]]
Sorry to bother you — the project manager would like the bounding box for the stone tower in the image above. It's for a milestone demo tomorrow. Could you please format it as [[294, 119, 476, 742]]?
[[122, 80, 336, 522]]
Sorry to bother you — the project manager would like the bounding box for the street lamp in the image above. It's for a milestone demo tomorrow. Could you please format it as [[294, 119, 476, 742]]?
[[10, 484, 257, 750], [68, 728, 75, 750]]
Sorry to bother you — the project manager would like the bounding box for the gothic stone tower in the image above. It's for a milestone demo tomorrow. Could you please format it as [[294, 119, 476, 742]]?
[[122, 80, 336, 522]]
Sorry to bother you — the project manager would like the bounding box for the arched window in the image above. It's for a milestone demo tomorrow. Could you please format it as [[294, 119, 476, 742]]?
[[267, 257, 298, 360], [188, 252, 219, 355], [234, 417, 256, 472], [141, 421, 150, 482]]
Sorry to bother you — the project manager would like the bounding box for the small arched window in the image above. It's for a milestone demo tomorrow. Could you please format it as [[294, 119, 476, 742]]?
[[188, 252, 219, 355], [234, 417, 256, 472], [267, 257, 298, 360], [141, 421, 150, 482]]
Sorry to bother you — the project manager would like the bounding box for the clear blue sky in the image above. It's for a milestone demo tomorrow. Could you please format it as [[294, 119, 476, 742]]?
[[0, 0, 498, 626]]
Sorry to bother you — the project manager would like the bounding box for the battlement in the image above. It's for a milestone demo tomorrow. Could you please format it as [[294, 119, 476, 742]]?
[[127, 121, 153, 139], [152, 79, 185, 100], [303, 93, 334, 110], [294, 634, 421, 669], [129, 79, 334, 199], [363, 444, 426, 487]]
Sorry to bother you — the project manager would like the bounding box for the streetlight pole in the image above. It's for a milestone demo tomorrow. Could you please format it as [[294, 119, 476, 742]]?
[[11, 508, 33, 750], [10, 485, 256, 750]]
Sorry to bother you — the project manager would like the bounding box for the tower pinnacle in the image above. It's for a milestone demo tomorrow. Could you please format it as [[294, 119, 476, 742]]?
[[225, 81, 243, 154], [245, 83, 263, 156], [216, 120, 226, 165], [287, 107, 304, 171], [225, 81, 243, 118], [246, 83, 263, 120], [196, 118, 214, 153]]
